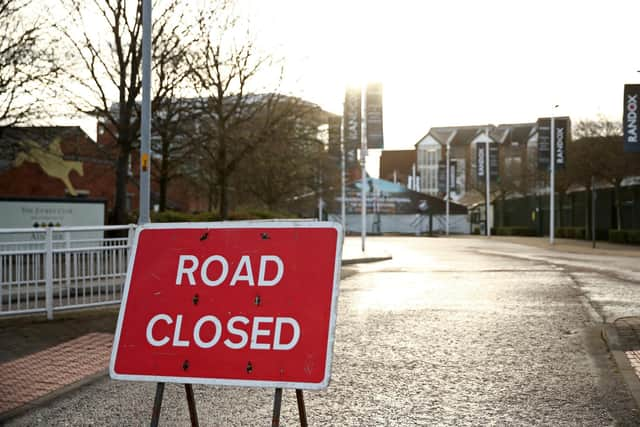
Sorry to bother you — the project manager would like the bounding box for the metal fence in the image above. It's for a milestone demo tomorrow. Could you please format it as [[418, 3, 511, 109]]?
[[0, 225, 135, 319]]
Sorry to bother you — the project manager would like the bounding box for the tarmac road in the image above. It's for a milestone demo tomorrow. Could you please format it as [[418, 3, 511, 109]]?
[[5, 236, 640, 426]]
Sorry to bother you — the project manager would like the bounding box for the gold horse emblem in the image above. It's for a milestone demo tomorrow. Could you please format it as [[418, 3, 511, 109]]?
[[14, 139, 84, 196]]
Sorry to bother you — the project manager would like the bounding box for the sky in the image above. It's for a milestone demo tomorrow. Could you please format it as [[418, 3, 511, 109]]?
[[51, 0, 640, 178], [236, 0, 640, 154]]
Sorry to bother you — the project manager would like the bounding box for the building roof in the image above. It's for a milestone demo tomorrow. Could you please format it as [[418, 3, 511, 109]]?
[[416, 125, 492, 147], [350, 177, 468, 215]]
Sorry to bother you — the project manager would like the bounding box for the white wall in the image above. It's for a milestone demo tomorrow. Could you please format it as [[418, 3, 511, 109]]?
[[330, 214, 470, 235]]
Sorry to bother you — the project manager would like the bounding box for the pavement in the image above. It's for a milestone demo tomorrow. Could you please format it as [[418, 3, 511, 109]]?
[[0, 234, 639, 423]]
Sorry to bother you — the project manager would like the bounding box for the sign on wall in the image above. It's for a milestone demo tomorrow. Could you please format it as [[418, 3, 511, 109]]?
[[624, 84, 640, 152], [0, 198, 105, 229], [365, 83, 384, 149], [110, 222, 343, 390]]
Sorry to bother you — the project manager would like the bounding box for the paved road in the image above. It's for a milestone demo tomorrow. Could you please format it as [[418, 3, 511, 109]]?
[[7, 236, 640, 425]]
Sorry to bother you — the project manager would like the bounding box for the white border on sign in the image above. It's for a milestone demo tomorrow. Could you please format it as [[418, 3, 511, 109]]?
[[109, 220, 344, 390]]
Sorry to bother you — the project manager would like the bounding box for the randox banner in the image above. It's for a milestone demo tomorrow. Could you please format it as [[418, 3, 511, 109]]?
[[537, 117, 569, 170], [343, 87, 361, 155], [366, 83, 384, 149], [537, 118, 551, 171], [438, 160, 457, 193], [489, 143, 499, 179], [624, 84, 640, 152], [477, 143, 487, 180], [477, 143, 498, 181], [553, 118, 569, 170]]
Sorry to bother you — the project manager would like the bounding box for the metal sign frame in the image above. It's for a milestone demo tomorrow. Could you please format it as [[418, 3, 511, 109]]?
[[110, 221, 343, 390]]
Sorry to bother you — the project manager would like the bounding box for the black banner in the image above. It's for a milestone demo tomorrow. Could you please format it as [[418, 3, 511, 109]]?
[[343, 87, 361, 161], [438, 160, 457, 193], [489, 144, 499, 179], [366, 83, 384, 149], [553, 118, 569, 170], [477, 143, 487, 179], [537, 117, 569, 169], [537, 118, 551, 171], [477, 143, 498, 182], [328, 116, 342, 158], [624, 84, 640, 152]]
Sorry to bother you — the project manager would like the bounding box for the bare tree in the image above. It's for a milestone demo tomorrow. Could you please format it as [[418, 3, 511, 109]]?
[[149, 9, 195, 211], [188, 4, 300, 218], [0, 0, 59, 132], [573, 118, 640, 230], [59, 0, 182, 224], [236, 102, 330, 211]]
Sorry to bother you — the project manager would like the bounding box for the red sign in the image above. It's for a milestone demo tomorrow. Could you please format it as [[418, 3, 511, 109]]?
[[110, 221, 343, 390]]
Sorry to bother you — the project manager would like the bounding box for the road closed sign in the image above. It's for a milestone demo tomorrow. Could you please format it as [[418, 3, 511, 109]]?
[[110, 221, 343, 390]]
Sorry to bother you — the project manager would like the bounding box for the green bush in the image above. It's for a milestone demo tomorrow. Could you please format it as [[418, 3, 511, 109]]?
[[608, 229, 626, 243], [495, 227, 536, 236], [228, 209, 295, 221], [627, 230, 640, 245], [151, 210, 194, 223], [609, 229, 640, 245], [151, 209, 294, 223], [557, 227, 585, 239]]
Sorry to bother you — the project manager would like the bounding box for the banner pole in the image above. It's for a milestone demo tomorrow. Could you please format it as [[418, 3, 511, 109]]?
[[360, 85, 367, 252], [139, 0, 152, 224], [485, 131, 491, 237], [340, 114, 346, 233], [446, 142, 450, 235], [550, 112, 556, 245]]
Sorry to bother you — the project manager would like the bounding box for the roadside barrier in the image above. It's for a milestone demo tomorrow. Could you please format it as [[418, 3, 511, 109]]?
[[0, 224, 135, 319]]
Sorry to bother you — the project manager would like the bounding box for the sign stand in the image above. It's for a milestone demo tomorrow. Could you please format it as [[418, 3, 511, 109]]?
[[272, 388, 308, 427], [150, 382, 199, 427], [149, 383, 307, 426]]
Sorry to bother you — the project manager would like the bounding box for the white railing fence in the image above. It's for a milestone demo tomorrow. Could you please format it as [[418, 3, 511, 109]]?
[[0, 224, 136, 319]]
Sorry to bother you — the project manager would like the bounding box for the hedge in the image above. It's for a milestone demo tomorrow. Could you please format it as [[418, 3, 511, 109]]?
[[494, 227, 536, 236], [556, 227, 586, 239], [609, 229, 640, 245], [150, 209, 295, 223]]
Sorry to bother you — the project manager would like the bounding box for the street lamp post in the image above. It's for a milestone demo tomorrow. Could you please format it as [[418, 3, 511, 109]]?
[[549, 104, 559, 245], [360, 86, 367, 252], [445, 141, 450, 235], [139, 0, 152, 224]]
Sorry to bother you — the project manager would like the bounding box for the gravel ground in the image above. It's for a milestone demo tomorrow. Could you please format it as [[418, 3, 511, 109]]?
[[4, 237, 640, 425]]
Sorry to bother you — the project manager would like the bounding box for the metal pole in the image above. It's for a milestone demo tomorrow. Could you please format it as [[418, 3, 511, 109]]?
[[45, 227, 53, 320], [184, 384, 199, 427], [150, 382, 165, 427], [272, 388, 283, 427], [317, 176, 323, 221], [592, 175, 596, 249], [485, 139, 491, 237], [446, 142, 450, 235], [340, 115, 346, 233], [295, 389, 309, 427], [550, 113, 555, 245], [360, 86, 367, 252], [139, 0, 152, 224], [411, 163, 416, 190]]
